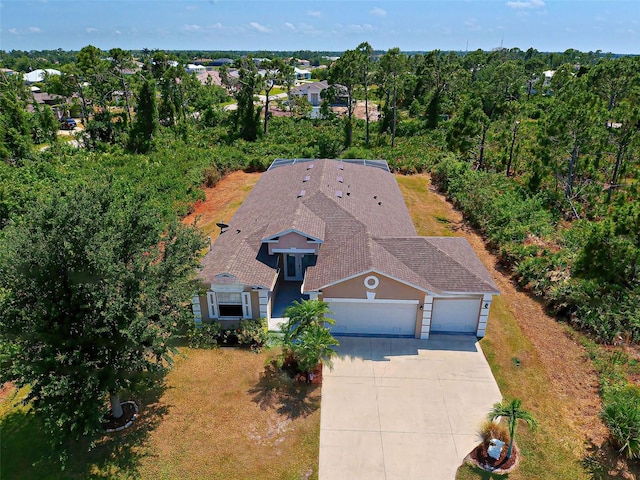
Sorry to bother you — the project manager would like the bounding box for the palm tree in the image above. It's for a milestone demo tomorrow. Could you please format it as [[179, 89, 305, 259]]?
[[291, 323, 340, 381], [283, 299, 335, 344], [488, 399, 538, 460]]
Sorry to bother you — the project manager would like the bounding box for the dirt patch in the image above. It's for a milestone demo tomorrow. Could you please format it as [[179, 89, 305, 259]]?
[[183, 170, 261, 238], [415, 174, 607, 449]]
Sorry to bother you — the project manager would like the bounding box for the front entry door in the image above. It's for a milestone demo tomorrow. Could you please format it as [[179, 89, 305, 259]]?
[[284, 253, 304, 281]]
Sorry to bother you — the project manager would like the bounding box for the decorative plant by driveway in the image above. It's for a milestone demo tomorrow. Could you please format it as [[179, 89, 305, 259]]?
[[281, 299, 339, 381], [488, 398, 538, 460]]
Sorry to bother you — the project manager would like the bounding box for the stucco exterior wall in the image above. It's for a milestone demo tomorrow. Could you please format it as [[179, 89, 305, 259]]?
[[320, 272, 425, 338], [321, 272, 424, 301], [267, 232, 319, 255]]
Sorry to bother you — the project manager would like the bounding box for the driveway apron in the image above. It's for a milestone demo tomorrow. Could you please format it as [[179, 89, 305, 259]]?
[[319, 335, 502, 480]]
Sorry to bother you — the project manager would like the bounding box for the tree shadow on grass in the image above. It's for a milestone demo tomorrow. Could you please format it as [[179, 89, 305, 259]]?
[[582, 440, 640, 480], [248, 361, 320, 421], [455, 463, 509, 480], [0, 381, 171, 480]]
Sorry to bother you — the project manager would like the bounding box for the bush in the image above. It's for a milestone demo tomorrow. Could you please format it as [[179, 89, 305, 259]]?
[[478, 419, 511, 448], [602, 385, 640, 459], [238, 319, 268, 352], [187, 322, 222, 348]]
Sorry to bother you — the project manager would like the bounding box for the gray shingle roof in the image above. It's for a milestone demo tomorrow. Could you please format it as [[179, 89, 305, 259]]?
[[198, 159, 498, 295]]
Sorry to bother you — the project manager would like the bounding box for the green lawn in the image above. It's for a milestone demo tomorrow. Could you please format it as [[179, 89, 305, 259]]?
[[0, 348, 320, 480]]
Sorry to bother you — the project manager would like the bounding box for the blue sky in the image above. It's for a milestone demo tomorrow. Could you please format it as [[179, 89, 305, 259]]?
[[1, 0, 638, 54]]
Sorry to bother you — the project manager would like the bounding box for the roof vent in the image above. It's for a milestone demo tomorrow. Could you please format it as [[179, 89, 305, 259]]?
[[297, 189, 306, 198], [307, 164, 314, 170], [373, 195, 378, 199], [303, 175, 310, 182], [378, 201, 382, 206], [337, 176, 344, 183], [336, 190, 343, 198], [338, 164, 344, 170]]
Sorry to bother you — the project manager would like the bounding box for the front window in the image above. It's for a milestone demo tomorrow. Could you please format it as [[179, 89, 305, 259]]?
[[216, 292, 243, 317]]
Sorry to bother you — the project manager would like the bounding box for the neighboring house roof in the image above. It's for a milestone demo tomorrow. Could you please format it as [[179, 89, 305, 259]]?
[[32, 92, 65, 105], [23, 68, 61, 84], [196, 70, 222, 86], [199, 159, 499, 295], [290, 80, 329, 97]]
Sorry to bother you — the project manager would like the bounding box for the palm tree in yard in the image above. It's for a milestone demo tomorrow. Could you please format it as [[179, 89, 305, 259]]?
[[283, 299, 334, 344], [291, 323, 340, 380], [282, 299, 339, 380], [488, 399, 538, 460]]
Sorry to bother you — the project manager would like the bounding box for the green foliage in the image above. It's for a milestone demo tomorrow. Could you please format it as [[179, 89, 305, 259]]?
[[0, 179, 205, 450], [128, 78, 159, 153], [187, 322, 222, 348], [237, 319, 268, 352], [281, 300, 339, 375], [602, 385, 640, 459]]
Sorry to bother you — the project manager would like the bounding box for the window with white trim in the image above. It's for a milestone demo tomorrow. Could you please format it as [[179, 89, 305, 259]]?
[[216, 292, 243, 317]]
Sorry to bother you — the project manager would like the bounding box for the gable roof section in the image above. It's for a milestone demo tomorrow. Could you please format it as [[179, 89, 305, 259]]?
[[262, 202, 325, 242], [374, 237, 500, 294], [198, 159, 498, 296]]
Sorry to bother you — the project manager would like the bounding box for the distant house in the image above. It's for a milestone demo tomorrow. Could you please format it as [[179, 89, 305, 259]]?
[[294, 67, 311, 81], [186, 64, 206, 74], [289, 80, 328, 106], [212, 58, 234, 67], [23, 68, 61, 84], [194, 159, 499, 338], [296, 59, 311, 67], [0, 68, 17, 76], [28, 91, 68, 117]]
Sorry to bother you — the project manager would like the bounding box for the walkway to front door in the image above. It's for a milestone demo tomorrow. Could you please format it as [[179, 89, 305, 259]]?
[[268, 281, 309, 330]]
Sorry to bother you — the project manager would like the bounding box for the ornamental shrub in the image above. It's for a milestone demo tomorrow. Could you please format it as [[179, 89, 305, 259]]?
[[238, 319, 268, 352], [187, 322, 222, 349]]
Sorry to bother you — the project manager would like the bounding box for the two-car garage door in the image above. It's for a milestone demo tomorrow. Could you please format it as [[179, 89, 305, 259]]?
[[327, 300, 418, 336]]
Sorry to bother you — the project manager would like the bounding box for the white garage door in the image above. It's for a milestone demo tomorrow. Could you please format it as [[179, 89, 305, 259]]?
[[430, 298, 481, 334], [327, 300, 418, 336]]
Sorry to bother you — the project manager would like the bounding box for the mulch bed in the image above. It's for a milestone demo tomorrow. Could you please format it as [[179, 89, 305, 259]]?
[[101, 401, 138, 432], [465, 442, 519, 475], [281, 357, 323, 384]]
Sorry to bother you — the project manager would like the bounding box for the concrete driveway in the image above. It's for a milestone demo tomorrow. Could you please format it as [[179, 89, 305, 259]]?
[[319, 335, 502, 480]]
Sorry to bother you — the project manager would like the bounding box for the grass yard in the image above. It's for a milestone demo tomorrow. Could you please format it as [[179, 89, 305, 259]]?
[[0, 348, 320, 480], [398, 174, 605, 480]]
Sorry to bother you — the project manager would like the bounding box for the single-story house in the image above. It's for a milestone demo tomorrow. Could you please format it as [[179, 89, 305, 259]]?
[[289, 80, 329, 106], [194, 159, 499, 338]]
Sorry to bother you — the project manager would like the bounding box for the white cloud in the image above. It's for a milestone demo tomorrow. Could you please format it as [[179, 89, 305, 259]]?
[[8, 28, 18, 34], [308, 10, 321, 18], [115, 30, 122, 35], [28, 26, 41, 33], [464, 18, 480, 30], [506, 0, 545, 9], [249, 22, 270, 33], [284, 22, 296, 31], [183, 24, 202, 31], [85, 27, 97, 33], [185, 5, 197, 11], [370, 7, 387, 17], [211, 22, 222, 29], [346, 23, 374, 33]]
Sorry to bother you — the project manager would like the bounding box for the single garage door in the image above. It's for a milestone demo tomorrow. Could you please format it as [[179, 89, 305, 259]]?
[[327, 300, 418, 336], [430, 298, 481, 334]]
